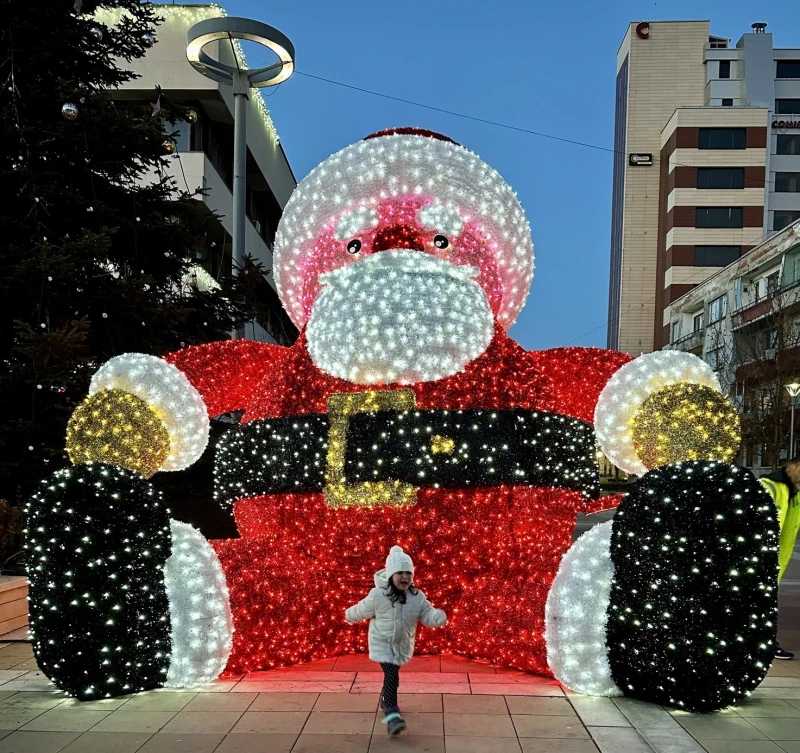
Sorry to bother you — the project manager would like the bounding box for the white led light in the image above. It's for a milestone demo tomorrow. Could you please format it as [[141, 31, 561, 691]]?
[[275, 134, 534, 330], [333, 205, 379, 241], [594, 352, 721, 476], [90, 354, 209, 471], [306, 250, 493, 384], [164, 520, 233, 687], [545, 521, 621, 697], [418, 204, 464, 236]]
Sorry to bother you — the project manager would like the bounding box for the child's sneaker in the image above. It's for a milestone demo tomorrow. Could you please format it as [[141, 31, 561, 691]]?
[[381, 705, 407, 736]]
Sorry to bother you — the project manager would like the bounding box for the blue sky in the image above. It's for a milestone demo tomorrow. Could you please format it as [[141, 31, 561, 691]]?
[[217, 0, 799, 352]]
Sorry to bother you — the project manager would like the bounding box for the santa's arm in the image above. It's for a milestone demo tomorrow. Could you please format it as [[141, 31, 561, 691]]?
[[70, 339, 287, 474]]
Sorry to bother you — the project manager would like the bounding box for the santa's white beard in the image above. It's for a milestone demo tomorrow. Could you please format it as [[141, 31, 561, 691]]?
[[306, 251, 495, 385]]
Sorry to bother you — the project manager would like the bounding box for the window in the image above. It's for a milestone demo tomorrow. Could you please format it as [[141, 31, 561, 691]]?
[[693, 313, 704, 331], [694, 245, 741, 266], [776, 100, 800, 114], [697, 167, 744, 189], [709, 294, 728, 322], [777, 135, 800, 155], [777, 61, 800, 78], [774, 211, 800, 231], [776, 172, 800, 193], [767, 272, 780, 294], [696, 207, 743, 228], [699, 128, 746, 149], [671, 321, 682, 342], [721, 98, 734, 107], [719, 60, 731, 78]]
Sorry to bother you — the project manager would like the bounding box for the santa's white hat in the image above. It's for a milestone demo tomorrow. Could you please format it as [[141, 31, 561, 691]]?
[[273, 127, 534, 331]]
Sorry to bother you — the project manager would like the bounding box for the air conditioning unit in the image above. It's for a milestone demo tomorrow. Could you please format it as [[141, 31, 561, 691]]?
[[765, 348, 777, 360]]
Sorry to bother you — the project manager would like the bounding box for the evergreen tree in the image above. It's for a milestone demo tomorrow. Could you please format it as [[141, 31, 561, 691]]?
[[0, 1, 260, 506]]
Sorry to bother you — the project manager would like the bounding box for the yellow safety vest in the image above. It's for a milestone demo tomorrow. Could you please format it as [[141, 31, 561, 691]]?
[[759, 477, 800, 582]]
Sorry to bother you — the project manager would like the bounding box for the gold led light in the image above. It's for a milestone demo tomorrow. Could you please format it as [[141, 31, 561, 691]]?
[[632, 383, 741, 471], [431, 435, 455, 455], [66, 389, 170, 478]]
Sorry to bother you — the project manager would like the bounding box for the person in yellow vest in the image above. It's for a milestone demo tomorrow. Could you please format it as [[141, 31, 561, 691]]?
[[760, 459, 800, 659]]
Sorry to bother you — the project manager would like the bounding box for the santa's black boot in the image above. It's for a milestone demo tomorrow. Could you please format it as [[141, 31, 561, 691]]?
[[26, 463, 172, 699], [547, 461, 779, 712]]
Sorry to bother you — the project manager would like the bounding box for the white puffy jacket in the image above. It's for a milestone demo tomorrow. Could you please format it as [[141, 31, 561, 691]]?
[[345, 568, 447, 665]]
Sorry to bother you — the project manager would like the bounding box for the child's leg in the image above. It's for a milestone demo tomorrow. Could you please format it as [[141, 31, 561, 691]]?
[[379, 662, 400, 710]]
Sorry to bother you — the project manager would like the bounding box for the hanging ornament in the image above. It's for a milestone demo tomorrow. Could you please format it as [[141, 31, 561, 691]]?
[[185, 108, 199, 124], [143, 32, 156, 48], [61, 103, 79, 121], [150, 95, 162, 118], [90, 26, 103, 41], [162, 138, 177, 155]]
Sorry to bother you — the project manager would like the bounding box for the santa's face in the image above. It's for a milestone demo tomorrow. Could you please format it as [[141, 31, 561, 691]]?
[[304, 195, 498, 385]]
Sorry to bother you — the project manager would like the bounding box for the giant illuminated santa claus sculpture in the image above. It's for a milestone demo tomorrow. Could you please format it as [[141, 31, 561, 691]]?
[[27, 128, 779, 712]]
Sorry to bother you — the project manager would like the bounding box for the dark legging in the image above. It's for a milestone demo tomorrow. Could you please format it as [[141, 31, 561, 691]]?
[[380, 662, 400, 709]]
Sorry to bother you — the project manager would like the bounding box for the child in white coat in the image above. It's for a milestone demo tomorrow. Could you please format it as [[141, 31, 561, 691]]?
[[345, 546, 447, 736]]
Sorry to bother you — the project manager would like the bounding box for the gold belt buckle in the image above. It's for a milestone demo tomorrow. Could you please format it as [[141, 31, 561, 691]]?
[[325, 389, 417, 508]]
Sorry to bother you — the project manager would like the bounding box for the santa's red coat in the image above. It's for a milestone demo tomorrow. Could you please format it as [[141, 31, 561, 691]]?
[[166, 325, 630, 674]]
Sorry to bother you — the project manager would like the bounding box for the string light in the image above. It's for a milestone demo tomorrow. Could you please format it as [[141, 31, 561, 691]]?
[[632, 383, 741, 470], [546, 521, 621, 697], [25, 464, 172, 699], [273, 130, 534, 331], [66, 389, 170, 478], [90, 353, 209, 471], [606, 461, 779, 712], [164, 521, 233, 688], [594, 351, 722, 476]]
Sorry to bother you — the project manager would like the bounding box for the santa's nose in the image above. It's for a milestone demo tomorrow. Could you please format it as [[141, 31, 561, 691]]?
[[372, 224, 424, 253]]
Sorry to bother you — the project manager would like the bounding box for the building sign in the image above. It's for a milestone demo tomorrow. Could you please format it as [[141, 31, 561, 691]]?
[[636, 22, 650, 39], [772, 119, 800, 129], [629, 153, 653, 166]]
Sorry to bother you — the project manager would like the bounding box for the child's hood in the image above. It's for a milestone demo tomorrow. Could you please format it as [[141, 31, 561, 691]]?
[[374, 568, 390, 589]]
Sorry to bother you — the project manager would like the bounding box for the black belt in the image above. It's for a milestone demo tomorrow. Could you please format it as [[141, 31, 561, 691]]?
[[214, 394, 599, 506]]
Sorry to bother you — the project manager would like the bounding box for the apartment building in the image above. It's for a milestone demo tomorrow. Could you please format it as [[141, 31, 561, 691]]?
[[609, 20, 800, 356], [99, 3, 299, 345]]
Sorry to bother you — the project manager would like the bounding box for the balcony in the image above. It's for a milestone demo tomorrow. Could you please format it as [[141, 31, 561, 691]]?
[[670, 329, 705, 354]]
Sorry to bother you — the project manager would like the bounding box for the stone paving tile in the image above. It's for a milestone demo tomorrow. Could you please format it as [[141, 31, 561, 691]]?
[[396, 694, 443, 712], [0, 646, 34, 658], [469, 682, 564, 696], [0, 731, 81, 753], [445, 737, 522, 753], [371, 711, 443, 737], [123, 692, 196, 712], [519, 742, 598, 753], [160, 711, 243, 734], [89, 711, 177, 734], [754, 688, 800, 700], [568, 696, 631, 727], [505, 697, 578, 716], [443, 694, 509, 714], [440, 657, 497, 674], [290, 733, 371, 752], [303, 711, 376, 735], [701, 742, 787, 753], [0, 670, 27, 684], [588, 727, 652, 753], [183, 693, 258, 712], [613, 697, 683, 729], [57, 697, 129, 711], [242, 670, 356, 683], [138, 733, 224, 753], [228, 711, 309, 734], [638, 724, 707, 753], [2, 692, 68, 710], [267, 659, 337, 672], [313, 693, 379, 712], [0, 708, 51, 731], [512, 714, 591, 739], [469, 673, 559, 685], [676, 714, 768, 740], [19, 709, 111, 733], [248, 693, 319, 712], [214, 734, 298, 752], [331, 656, 376, 672], [734, 699, 800, 717], [356, 671, 467, 684], [443, 712, 517, 737], [404, 656, 444, 672], [232, 680, 353, 693], [762, 678, 800, 687], [369, 734, 446, 752], [351, 682, 469, 695], [777, 742, 800, 753], [746, 717, 800, 740], [60, 731, 152, 753]]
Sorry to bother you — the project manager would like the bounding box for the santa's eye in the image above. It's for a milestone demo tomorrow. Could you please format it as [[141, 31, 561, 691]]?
[[347, 239, 362, 255], [433, 235, 450, 250]]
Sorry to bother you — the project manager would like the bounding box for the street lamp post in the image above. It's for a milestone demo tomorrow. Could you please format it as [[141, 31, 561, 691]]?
[[786, 381, 800, 459], [186, 17, 295, 336]]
